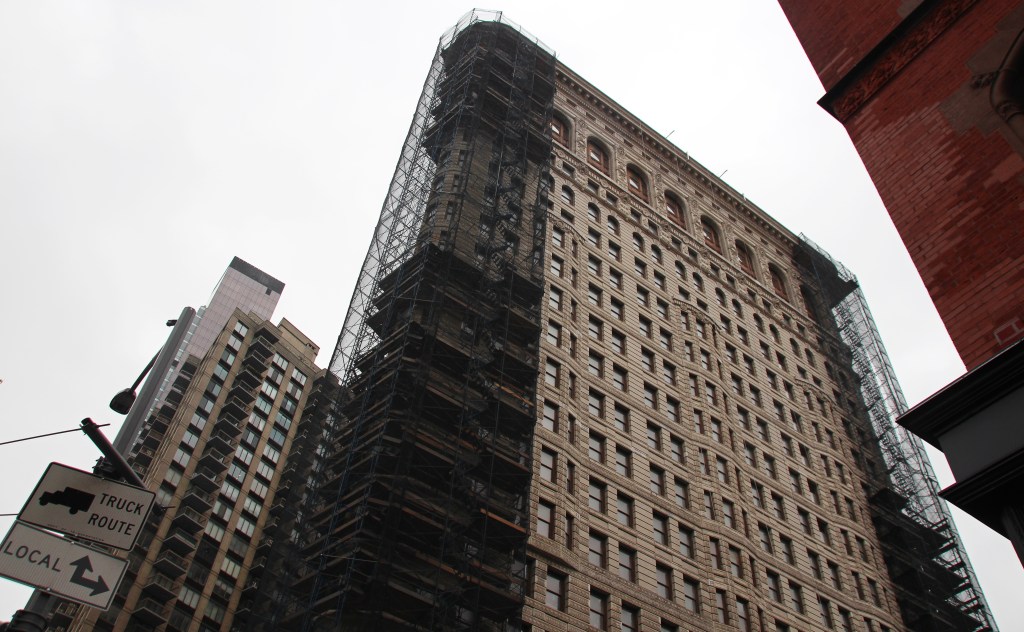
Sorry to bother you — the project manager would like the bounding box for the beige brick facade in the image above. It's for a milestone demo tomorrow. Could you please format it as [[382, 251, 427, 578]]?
[[522, 66, 906, 632]]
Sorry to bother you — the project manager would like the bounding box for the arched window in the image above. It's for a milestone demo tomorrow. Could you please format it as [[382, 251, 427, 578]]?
[[633, 233, 644, 251], [607, 215, 619, 235], [701, 218, 722, 253], [735, 241, 755, 276], [561, 185, 574, 205], [626, 165, 649, 202], [551, 112, 571, 146], [587, 139, 610, 174], [769, 265, 789, 300], [665, 192, 686, 229]]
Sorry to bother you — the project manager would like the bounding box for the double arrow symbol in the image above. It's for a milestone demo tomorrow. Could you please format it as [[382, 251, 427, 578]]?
[[69, 556, 109, 596]]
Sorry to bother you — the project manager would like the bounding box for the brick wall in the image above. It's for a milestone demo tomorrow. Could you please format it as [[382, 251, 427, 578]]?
[[780, 0, 1024, 369]]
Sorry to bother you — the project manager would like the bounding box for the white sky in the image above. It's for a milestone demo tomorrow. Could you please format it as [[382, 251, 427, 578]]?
[[0, 0, 1019, 626]]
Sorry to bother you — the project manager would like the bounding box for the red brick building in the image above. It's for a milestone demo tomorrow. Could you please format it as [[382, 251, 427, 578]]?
[[778, 0, 1024, 572], [779, 0, 1024, 370]]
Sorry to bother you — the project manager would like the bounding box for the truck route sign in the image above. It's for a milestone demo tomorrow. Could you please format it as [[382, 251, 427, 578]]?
[[0, 521, 127, 609], [18, 462, 155, 550]]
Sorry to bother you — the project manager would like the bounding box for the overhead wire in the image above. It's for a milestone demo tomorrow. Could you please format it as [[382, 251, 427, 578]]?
[[0, 424, 111, 447]]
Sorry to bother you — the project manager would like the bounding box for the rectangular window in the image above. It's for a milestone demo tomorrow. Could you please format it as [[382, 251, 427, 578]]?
[[704, 491, 715, 520], [647, 423, 662, 450], [543, 401, 559, 432], [737, 598, 751, 632], [670, 437, 685, 463], [663, 362, 676, 385], [611, 329, 626, 354], [619, 546, 637, 582], [650, 465, 666, 496], [590, 590, 609, 630], [682, 577, 699, 612], [781, 536, 795, 564], [643, 381, 659, 411], [610, 298, 624, 320], [716, 590, 729, 624], [550, 256, 564, 277], [588, 531, 608, 568], [653, 512, 669, 545], [789, 581, 804, 614], [621, 604, 640, 632], [589, 480, 607, 513], [540, 448, 557, 483], [538, 501, 554, 538], [759, 524, 773, 553], [705, 383, 717, 406], [722, 499, 736, 528], [716, 457, 730, 484], [674, 479, 690, 509], [767, 571, 782, 602], [751, 481, 765, 508], [549, 286, 563, 310], [612, 365, 628, 390], [809, 550, 822, 579], [545, 358, 561, 387], [588, 390, 605, 419], [829, 561, 842, 590], [617, 493, 634, 527], [667, 397, 681, 423], [545, 570, 567, 611], [615, 447, 632, 477], [589, 432, 606, 463], [657, 564, 674, 600], [729, 546, 743, 578], [773, 494, 786, 520], [613, 404, 630, 433], [679, 526, 695, 558]]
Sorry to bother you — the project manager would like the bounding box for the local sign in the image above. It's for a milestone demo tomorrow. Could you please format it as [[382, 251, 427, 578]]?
[[0, 522, 127, 609], [19, 462, 155, 550]]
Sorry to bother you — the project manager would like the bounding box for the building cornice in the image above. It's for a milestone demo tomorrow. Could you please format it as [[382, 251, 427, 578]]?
[[941, 447, 1024, 535], [818, 0, 979, 122], [898, 339, 1024, 448]]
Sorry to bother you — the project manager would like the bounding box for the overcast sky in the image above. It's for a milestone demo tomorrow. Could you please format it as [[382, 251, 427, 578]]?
[[0, 0, 1019, 626]]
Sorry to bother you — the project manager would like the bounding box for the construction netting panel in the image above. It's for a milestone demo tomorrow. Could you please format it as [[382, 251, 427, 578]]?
[[298, 10, 557, 632], [800, 235, 996, 632]]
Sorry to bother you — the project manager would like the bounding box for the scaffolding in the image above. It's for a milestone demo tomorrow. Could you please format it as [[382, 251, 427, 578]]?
[[797, 236, 996, 632], [284, 11, 556, 631]]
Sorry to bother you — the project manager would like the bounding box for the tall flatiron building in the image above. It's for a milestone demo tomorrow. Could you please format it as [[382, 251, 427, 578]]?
[[230, 11, 996, 632]]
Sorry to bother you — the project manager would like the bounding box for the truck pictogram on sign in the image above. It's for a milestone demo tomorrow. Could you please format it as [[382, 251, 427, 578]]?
[[38, 487, 96, 515]]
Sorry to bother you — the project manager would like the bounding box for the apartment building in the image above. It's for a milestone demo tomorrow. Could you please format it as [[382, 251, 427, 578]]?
[[57, 309, 332, 632]]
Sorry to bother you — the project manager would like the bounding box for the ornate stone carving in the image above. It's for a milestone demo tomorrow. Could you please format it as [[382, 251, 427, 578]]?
[[824, 0, 979, 122]]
